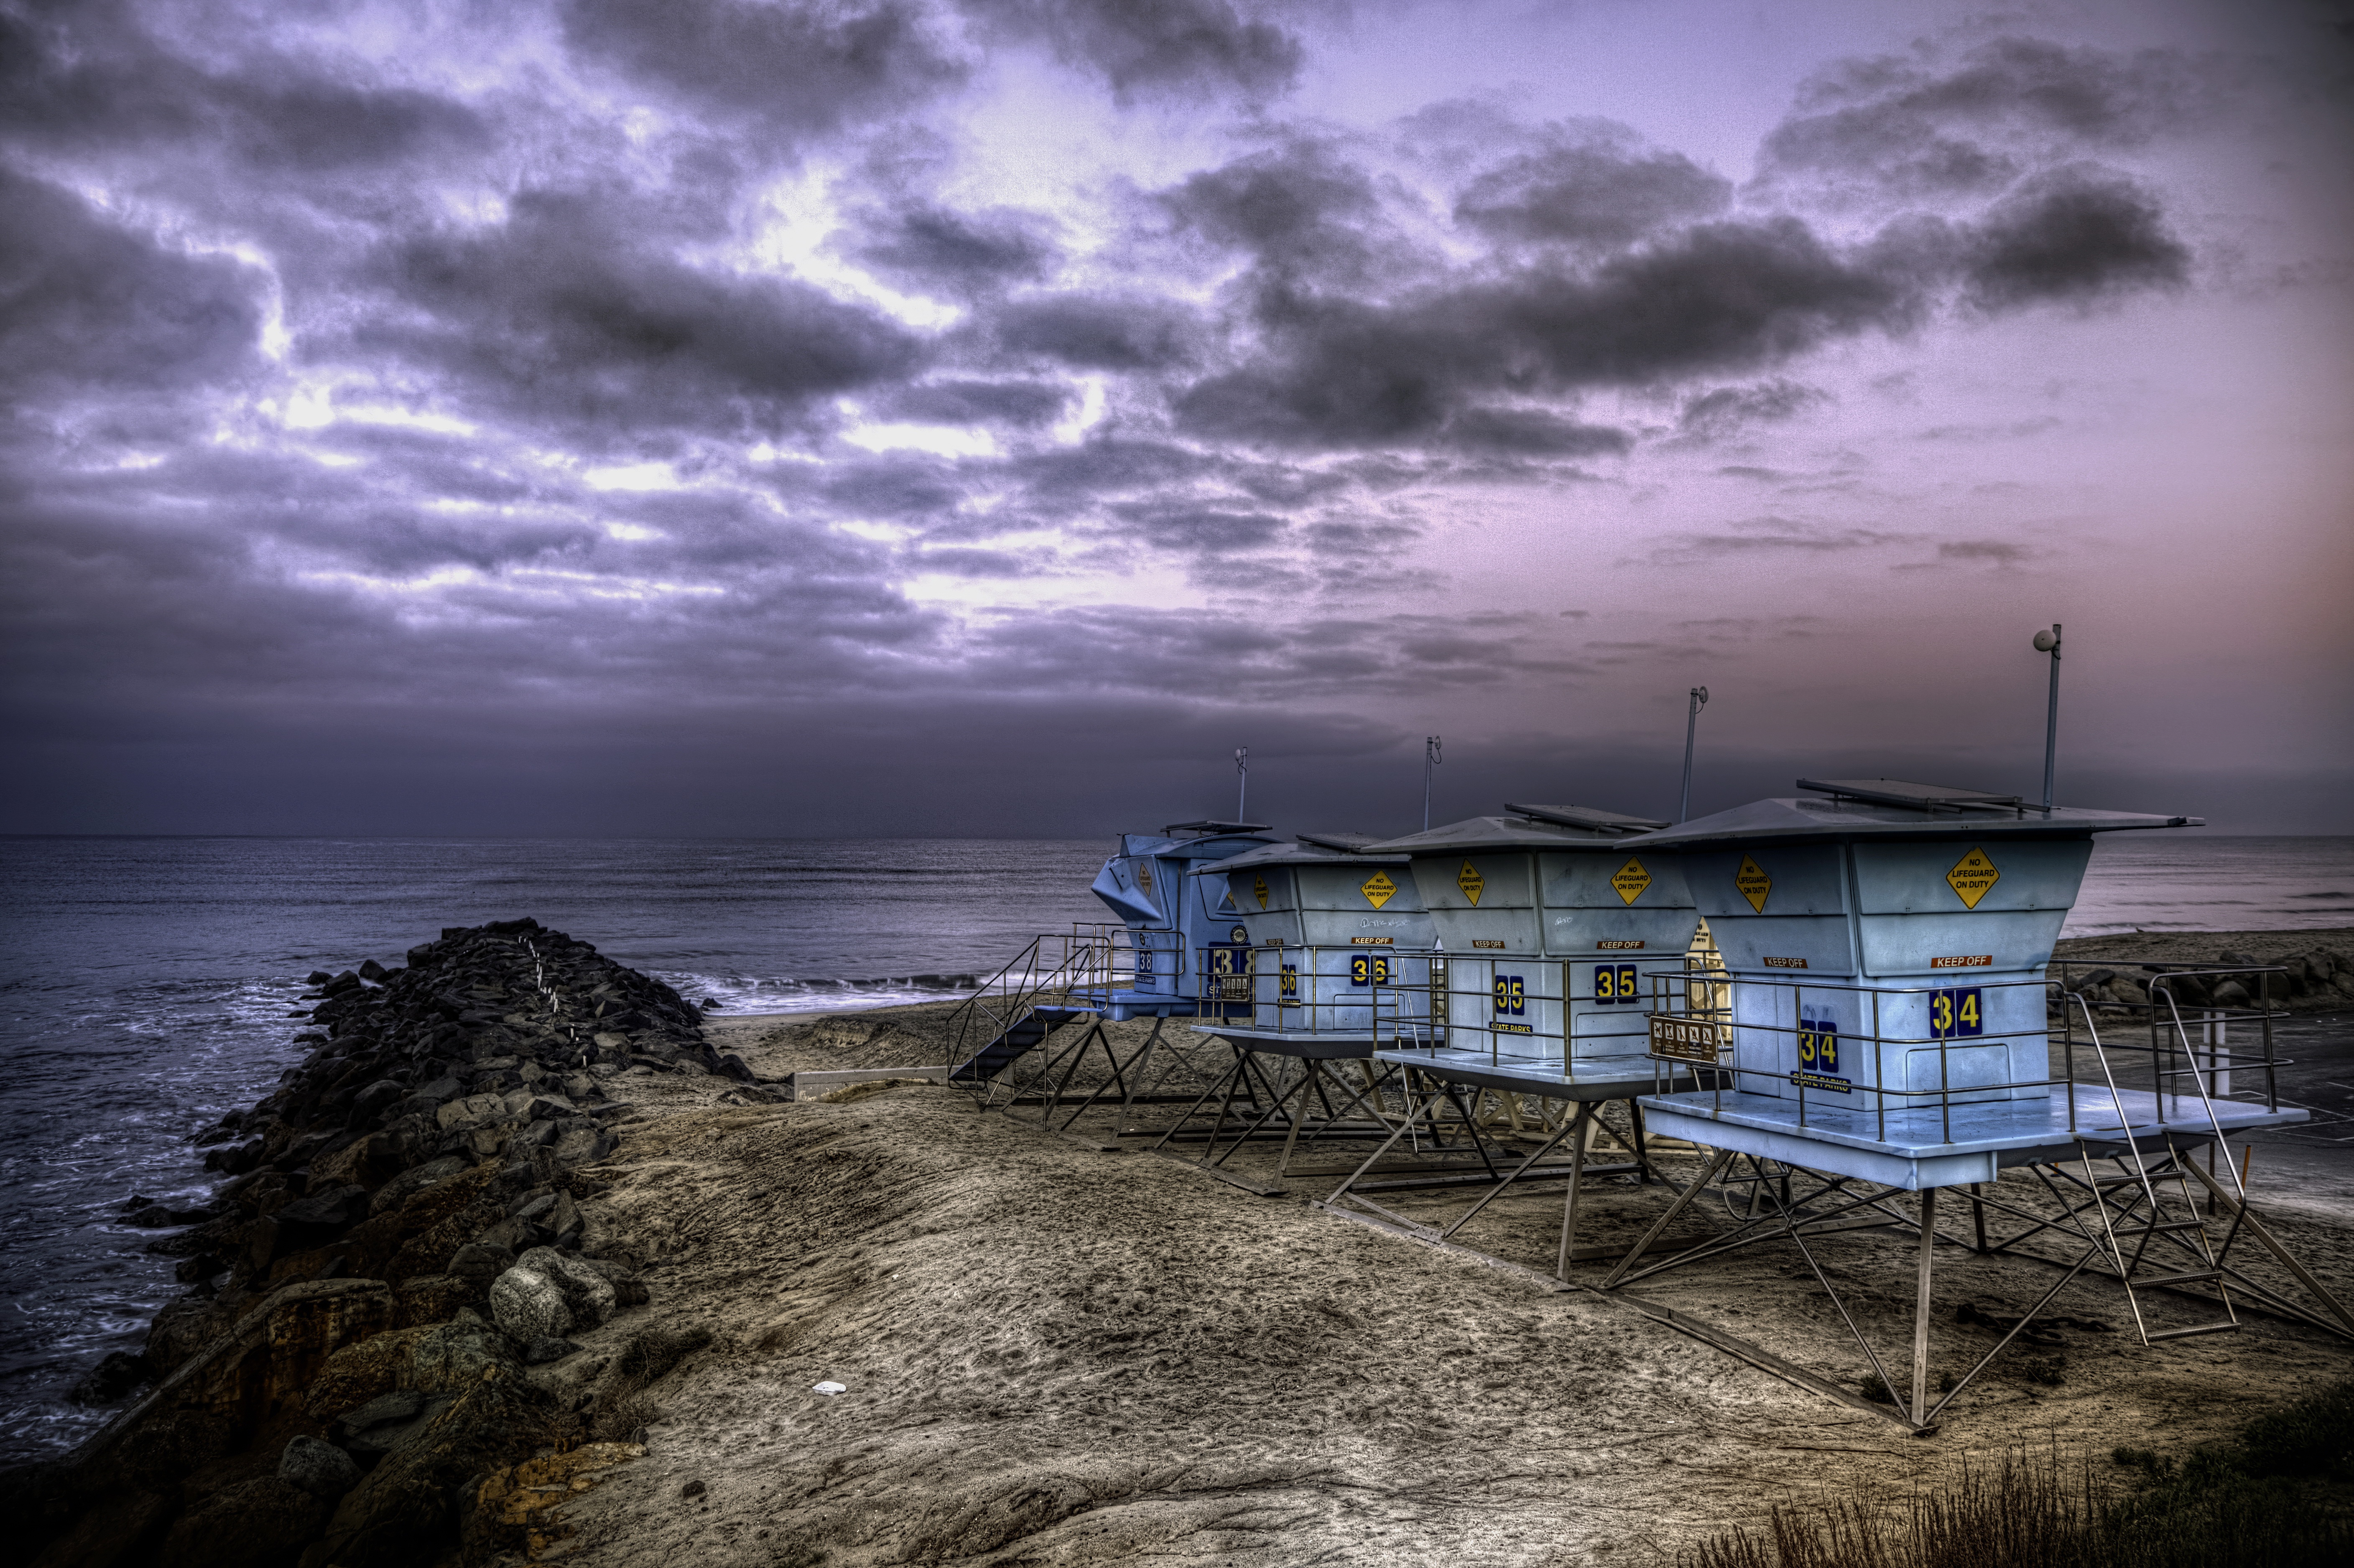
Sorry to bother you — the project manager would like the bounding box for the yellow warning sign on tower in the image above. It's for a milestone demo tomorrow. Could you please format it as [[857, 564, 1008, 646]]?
[[1253, 875, 1269, 910], [1457, 860, 1485, 906], [1735, 855, 1772, 913], [1361, 871, 1397, 909], [1946, 847, 1999, 909], [1610, 857, 1652, 905]]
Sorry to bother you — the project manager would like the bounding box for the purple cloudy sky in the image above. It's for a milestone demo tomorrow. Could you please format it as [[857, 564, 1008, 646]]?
[[4, 0, 2349, 837]]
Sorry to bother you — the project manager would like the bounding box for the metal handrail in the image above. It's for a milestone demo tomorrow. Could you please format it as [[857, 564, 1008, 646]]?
[[1635, 960, 2289, 1143], [944, 925, 1126, 1066]]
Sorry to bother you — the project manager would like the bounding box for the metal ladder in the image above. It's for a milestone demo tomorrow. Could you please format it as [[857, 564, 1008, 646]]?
[[2069, 990, 2241, 1343]]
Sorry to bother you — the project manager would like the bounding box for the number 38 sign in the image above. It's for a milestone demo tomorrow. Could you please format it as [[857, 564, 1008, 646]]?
[[1929, 987, 1983, 1040]]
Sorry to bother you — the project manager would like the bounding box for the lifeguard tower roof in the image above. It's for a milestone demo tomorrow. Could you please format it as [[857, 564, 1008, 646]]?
[[1504, 802, 1669, 833], [1367, 813, 1632, 855], [1161, 819, 1271, 837], [1627, 778, 2201, 851], [1202, 833, 1406, 871]]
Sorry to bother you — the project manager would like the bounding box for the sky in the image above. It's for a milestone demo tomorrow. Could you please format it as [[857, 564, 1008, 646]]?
[[3, 0, 2350, 839]]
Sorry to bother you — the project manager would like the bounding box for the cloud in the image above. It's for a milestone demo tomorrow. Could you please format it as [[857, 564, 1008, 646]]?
[[1759, 36, 2206, 201], [1677, 380, 1832, 441], [370, 187, 925, 441], [559, 0, 966, 135], [1174, 215, 1920, 449], [990, 292, 1204, 369], [969, 0, 1308, 102], [1443, 406, 1630, 456], [0, 168, 263, 398], [886, 377, 1071, 426], [849, 202, 1058, 295], [0, 3, 487, 172], [1636, 518, 1907, 565], [1961, 165, 2189, 311], [1455, 131, 1731, 247]]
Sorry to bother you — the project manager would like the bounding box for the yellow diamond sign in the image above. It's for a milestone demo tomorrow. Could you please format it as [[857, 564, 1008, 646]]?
[[1361, 871, 1397, 909], [1946, 847, 1999, 909], [1253, 874, 1269, 910], [1610, 857, 1652, 905], [1735, 855, 1772, 913], [1457, 860, 1485, 906]]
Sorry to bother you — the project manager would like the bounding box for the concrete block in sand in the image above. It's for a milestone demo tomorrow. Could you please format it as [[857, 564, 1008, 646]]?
[[490, 1247, 615, 1341]]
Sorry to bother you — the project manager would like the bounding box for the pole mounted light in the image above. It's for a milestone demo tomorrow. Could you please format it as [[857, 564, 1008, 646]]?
[[1235, 746, 1249, 822], [1679, 687, 1709, 822], [1423, 735, 1442, 831], [2033, 624, 2062, 812]]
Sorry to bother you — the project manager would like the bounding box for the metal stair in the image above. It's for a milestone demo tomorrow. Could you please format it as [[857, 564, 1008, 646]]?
[[949, 1005, 1086, 1085], [941, 932, 1118, 1100]]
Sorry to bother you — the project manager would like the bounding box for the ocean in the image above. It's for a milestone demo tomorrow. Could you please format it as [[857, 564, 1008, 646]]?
[[1, 831, 2348, 1464]]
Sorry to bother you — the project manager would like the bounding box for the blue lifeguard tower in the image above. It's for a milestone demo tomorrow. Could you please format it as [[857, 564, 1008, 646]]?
[[1075, 820, 1276, 1021], [1604, 779, 2342, 1428]]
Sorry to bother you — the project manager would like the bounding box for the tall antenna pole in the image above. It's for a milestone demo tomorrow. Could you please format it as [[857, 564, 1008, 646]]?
[[1235, 746, 1249, 822], [1679, 687, 1709, 822], [1422, 736, 1442, 830], [2033, 624, 2062, 811]]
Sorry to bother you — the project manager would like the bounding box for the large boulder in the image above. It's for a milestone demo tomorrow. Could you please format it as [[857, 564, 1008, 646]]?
[[280, 1434, 362, 1499], [298, 1363, 553, 1568], [488, 1247, 615, 1342]]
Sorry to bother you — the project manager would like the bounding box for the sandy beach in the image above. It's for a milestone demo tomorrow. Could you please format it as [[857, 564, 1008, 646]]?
[[510, 977, 2354, 1567]]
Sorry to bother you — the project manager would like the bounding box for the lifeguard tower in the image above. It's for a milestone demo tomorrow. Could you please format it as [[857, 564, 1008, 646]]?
[[1605, 779, 2344, 1428]]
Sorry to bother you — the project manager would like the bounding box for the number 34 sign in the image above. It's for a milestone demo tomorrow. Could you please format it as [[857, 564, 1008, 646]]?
[[1930, 987, 1983, 1040]]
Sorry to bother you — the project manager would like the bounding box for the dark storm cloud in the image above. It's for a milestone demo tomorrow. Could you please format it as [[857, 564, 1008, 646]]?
[[1443, 406, 1630, 457], [1961, 166, 2189, 310], [851, 202, 1056, 294], [1159, 136, 1395, 287], [968, 0, 1308, 102], [0, 166, 262, 396], [1759, 36, 2206, 200], [1110, 501, 1289, 552], [372, 188, 923, 440], [0, 1, 487, 169], [1173, 216, 1918, 449], [886, 377, 1070, 426], [991, 292, 1204, 369], [1454, 133, 1731, 247], [559, 0, 966, 134]]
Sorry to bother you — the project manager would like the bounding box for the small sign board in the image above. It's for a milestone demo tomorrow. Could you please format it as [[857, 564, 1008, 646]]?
[[1649, 1015, 1719, 1065]]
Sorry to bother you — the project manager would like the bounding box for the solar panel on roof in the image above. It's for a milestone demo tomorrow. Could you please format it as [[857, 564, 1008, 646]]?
[[1794, 778, 2023, 812], [1505, 802, 1670, 832], [1161, 820, 1273, 836]]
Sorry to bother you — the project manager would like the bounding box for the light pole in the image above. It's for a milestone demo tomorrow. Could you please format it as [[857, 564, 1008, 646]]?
[[1422, 736, 1442, 830], [2033, 624, 2062, 812], [1234, 746, 1249, 821], [1678, 687, 1709, 822]]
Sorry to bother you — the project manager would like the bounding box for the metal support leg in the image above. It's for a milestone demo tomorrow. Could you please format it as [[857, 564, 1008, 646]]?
[[1913, 1186, 1938, 1425], [1555, 1105, 1597, 1280], [1969, 1182, 1989, 1253], [1602, 1148, 1735, 1289]]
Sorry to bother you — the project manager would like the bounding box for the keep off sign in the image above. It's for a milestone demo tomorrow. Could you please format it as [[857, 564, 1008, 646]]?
[[1649, 1015, 1719, 1065]]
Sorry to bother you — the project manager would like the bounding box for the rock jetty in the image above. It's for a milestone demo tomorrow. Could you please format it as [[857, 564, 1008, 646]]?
[[11, 917, 765, 1568]]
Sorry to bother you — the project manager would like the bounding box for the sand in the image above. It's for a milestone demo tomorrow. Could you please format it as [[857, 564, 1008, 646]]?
[[507, 1000, 2354, 1567]]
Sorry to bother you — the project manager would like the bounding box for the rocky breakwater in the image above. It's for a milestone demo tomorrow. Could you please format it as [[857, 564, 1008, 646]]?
[[10, 917, 763, 1568]]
